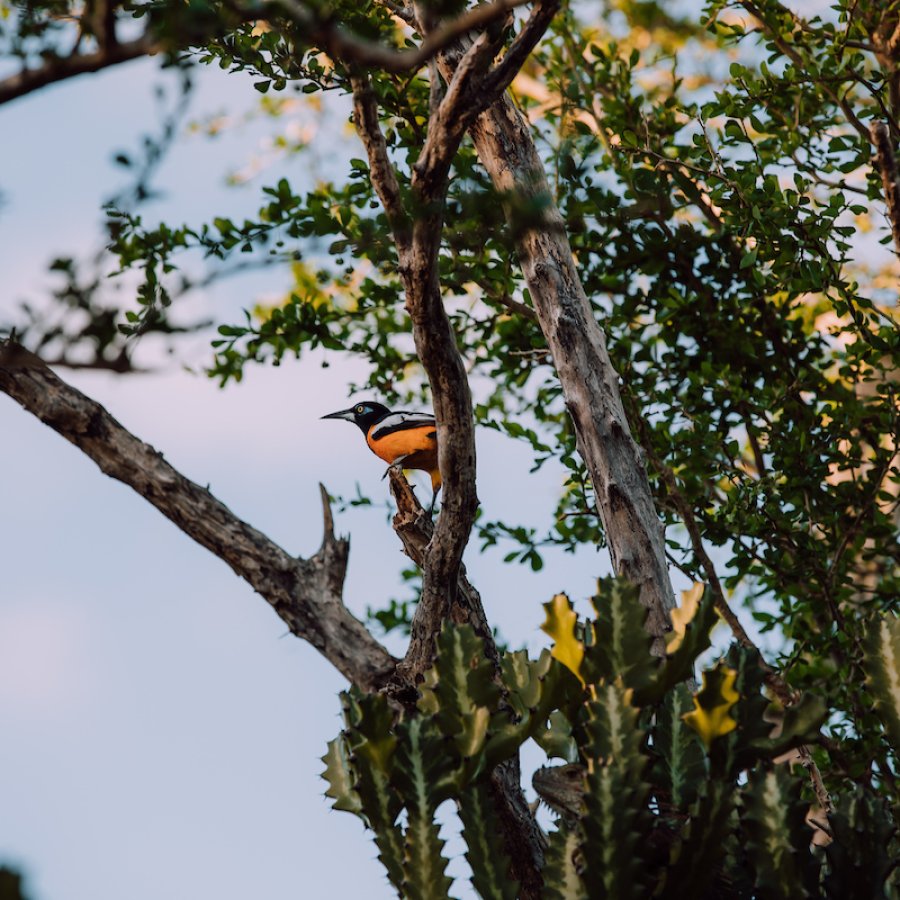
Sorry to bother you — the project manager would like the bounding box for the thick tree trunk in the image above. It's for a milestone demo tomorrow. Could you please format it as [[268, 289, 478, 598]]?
[[436, 61, 676, 640]]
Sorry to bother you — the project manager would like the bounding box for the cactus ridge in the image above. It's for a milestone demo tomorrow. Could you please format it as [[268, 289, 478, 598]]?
[[322, 579, 898, 899]]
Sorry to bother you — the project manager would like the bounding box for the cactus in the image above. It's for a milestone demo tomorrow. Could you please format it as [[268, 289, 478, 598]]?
[[457, 781, 518, 900], [865, 614, 900, 754], [323, 580, 898, 898]]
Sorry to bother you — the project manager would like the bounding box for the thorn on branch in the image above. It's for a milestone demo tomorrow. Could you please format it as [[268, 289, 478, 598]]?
[[319, 481, 336, 541]]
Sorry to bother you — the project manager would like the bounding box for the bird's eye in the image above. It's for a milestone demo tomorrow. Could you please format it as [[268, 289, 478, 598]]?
[[356, 405, 364, 413]]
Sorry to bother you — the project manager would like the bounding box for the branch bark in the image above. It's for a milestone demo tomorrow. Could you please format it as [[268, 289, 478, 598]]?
[[352, 31, 566, 885], [0, 339, 397, 691], [273, 0, 530, 73], [433, 53, 677, 644], [872, 120, 900, 254], [0, 35, 157, 106], [351, 68, 483, 685]]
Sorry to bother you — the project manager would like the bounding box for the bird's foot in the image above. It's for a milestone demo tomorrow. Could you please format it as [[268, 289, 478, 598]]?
[[382, 459, 409, 481]]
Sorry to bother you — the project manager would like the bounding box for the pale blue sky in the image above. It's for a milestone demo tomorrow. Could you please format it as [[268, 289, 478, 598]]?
[[0, 52, 649, 899], [1, 1, 866, 894]]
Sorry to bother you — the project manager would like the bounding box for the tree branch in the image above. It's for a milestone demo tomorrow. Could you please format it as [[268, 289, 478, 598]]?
[[351, 67, 480, 685], [434, 74, 676, 645], [273, 0, 533, 73], [0, 339, 397, 691], [350, 73, 411, 248], [386, 471, 546, 897], [0, 35, 158, 106], [871, 120, 900, 254], [481, 0, 560, 99], [352, 42, 545, 893]]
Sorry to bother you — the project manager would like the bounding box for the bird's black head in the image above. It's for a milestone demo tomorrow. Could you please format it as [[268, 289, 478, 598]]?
[[321, 401, 390, 433]]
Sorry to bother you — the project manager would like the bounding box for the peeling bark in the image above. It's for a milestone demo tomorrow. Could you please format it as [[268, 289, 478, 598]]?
[[435, 54, 677, 641]]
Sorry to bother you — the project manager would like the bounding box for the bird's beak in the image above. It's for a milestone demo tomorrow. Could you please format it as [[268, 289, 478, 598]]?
[[321, 408, 356, 421]]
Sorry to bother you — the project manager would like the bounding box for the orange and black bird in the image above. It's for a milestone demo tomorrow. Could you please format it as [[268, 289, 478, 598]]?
[[322, 401, 442, 512]]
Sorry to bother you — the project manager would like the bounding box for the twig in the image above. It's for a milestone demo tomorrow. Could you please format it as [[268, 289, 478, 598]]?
[[350, 73, 411, 248], [491, 293, 540, 322], [739, 0, 871, 144], [386, 470, 546, 895], [482, 0, 561, 99]]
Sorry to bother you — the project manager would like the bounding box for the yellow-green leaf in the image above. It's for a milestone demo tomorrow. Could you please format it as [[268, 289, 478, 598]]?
[[683, 665, 739, 749], [541, 593, 585, 685], [666, 582, 705, 654]]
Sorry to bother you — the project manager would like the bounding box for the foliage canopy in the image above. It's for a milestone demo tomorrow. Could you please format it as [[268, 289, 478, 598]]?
[[2, 0, 900, 894]]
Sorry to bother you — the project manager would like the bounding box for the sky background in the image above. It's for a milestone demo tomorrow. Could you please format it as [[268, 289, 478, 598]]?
[[0, 47, 649, 900], [3, 1, 852, 892]]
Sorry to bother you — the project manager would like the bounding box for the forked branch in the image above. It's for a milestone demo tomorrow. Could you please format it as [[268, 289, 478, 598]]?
[[0, 339, 396, 691]]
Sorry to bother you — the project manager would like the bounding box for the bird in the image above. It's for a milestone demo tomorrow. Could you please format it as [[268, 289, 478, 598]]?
[[321, 401, 441, 512]]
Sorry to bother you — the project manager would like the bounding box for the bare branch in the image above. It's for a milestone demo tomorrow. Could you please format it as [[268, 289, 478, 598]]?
[[491, 292, 540, 322], [872, 120, 900, 254], [351, 64, 481, 687], [273, 0, 533, 73], [0, 34, 158, 106], [0, 0, 532, 108], [412, 29, 499, 193], [351, 45, 541, 891], [387, 470, 496, 667], [350, 73, 411, 248], [0, 339, 397, 691], [481, 0, 560, 99]]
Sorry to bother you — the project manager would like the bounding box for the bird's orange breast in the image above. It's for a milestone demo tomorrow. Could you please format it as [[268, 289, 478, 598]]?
[[366, 423, 437, 464]]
